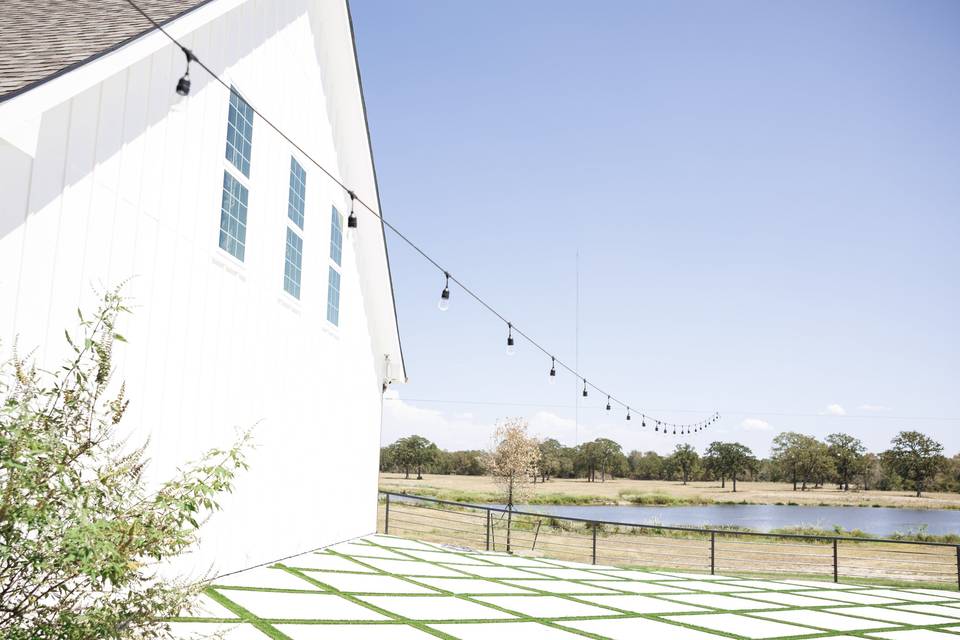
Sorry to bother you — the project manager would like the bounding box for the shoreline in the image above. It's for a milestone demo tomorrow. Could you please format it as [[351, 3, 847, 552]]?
[[380, 486, 960, 510], [378, 473, 960, 512]]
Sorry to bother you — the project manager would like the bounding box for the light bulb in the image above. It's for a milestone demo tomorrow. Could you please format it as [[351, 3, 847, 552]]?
[[438, 273, 450, 311], [506, 324, 515, 356], [548, 359, 556, 384], [346, 191, 358, 239]]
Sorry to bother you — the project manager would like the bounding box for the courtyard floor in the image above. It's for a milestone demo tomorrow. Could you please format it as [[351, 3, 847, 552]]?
[[170, 533, 960, 640]]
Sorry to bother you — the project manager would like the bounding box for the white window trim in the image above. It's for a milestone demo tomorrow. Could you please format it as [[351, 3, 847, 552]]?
[[218, 86, 253, 266], [282, 155, 307, 302], [326, 204, 344, 328]]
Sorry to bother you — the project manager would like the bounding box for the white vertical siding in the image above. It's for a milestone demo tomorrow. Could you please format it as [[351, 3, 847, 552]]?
[[0, 0, 390, 575]]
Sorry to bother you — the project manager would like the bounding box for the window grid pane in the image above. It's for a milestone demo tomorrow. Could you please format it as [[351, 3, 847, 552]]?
[[225, 90, 254, 177], [219, 171, 248, 261], [326, 266, 341, 326], [288, 158, 306, 229], [283, 228, 303, 299], [329, 206, 343, 266]]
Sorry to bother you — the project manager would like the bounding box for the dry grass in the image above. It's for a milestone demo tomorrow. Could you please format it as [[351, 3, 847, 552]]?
[[378, 499, 960, 588], [379, 473, 960, 510]]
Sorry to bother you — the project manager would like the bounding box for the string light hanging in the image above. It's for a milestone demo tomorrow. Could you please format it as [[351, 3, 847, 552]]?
[[175, 47, 195, 96], [606, 396, 611, 411], [438, 272, 450, 311], [347, 191, 358, 230], [122, 0, 719, 439]]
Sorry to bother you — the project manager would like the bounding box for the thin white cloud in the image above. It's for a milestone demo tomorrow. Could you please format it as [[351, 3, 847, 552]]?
[[381, 395, 493, 450], [859, 404, 892, 412], [825, 403, 847, 416], [741, 418, 772, 431]]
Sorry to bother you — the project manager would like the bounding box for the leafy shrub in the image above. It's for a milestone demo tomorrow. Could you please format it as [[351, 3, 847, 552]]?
[[0, 289, 250, 639]]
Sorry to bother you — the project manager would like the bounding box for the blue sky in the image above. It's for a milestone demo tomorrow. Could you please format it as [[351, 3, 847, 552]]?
[[350, 0, 960, 457]]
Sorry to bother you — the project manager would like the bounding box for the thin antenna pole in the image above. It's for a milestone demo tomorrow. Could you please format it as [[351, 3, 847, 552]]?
[[575, 249, 580, 447]]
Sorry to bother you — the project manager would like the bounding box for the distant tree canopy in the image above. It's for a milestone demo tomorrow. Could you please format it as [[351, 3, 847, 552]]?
[[380, 435, 438, 480], [380, 429, 957, 495], [883, 431, 945, 497], [826, 433, 867, 491], [669, 444, 699, 485]]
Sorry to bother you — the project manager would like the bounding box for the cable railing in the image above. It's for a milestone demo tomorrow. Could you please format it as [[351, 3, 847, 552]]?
[[378, 491, 960, 590]]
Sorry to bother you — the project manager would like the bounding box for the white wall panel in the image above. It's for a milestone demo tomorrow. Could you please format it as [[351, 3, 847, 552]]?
[[0, 0, 394, 576]]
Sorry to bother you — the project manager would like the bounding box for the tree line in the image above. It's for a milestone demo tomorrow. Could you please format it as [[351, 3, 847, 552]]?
[[381, 430, 959, 497]]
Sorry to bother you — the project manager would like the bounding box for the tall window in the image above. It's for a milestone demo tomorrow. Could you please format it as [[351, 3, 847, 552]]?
[[219, 89, 254, 261], [326, 206, 343, 325], [283, 158, 306, 298]]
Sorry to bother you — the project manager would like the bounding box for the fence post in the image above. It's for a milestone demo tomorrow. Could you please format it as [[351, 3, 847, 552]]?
[[833, 539, 839, 583], [486, 510, 491, 551], [592, 524, 598, 565], [384, 493, 390, 534], [710, 532, 716, 575], [956, 546, 959, 591]]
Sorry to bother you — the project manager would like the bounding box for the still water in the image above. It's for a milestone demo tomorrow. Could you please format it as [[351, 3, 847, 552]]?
[[508, 503, 960, 536]]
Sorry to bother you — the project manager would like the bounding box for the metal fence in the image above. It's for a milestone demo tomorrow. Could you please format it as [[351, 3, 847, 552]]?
[[378, 491, 960, 590]]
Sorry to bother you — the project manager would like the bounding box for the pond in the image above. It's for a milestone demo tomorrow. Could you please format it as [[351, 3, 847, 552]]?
[[507, 503, 960, 537]]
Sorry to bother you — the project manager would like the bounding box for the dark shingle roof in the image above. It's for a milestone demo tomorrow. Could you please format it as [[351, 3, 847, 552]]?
[[0, 0, 211, 103]]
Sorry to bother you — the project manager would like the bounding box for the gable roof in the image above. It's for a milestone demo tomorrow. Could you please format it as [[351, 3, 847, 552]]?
[[0, 0, 212, 103]]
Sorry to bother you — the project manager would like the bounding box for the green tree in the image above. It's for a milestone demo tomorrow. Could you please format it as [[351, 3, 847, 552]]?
[[826, 433, 866, 491], [669, 444, 699, 485], [724, 442, 756, 492], [593, 438, 623, 482], [771, 432, 806, 490], [537, 438, 564, 482], [395, 435, 438, 480], [883, 431, 945, 497], [704, 441, 727, 487], [0, 290, 249, 640], [860, 452, 884, 491], [576, 441, 600, 482], [446, 450, 484, 475], [798, 438, 834, 490], [628, 450, 665, 480]]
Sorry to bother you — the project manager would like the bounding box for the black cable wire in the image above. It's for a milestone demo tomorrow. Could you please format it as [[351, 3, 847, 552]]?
[[121, 0, 718, 434], [382, 398, 960, 422]]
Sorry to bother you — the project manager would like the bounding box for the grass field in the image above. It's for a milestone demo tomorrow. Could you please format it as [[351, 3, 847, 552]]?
[[379, 473, 960, 510]]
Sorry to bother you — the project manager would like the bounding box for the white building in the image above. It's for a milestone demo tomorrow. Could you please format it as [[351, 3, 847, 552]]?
[[0, 0, 405, 576]]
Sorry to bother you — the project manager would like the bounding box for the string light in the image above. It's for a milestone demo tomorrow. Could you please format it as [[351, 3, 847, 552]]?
[[347, 191, 358, 231], [122, 0, 718, 439], [438, 272, 450, 311], [548, 357, 556, 384], [626, 408, 631, 421], [175, 47, 195, 96], [606, 396, 611, 411]]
